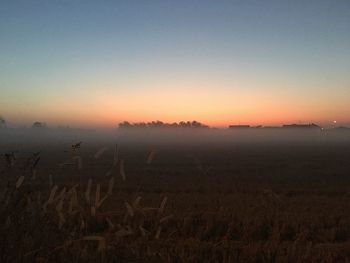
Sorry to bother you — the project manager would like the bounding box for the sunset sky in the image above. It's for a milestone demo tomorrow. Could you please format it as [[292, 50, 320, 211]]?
[[1, 0, 349, 128]]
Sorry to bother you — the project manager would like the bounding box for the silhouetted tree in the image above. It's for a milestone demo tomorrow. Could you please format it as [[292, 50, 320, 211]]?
[[118, 121, 131, 129], [32, 122, 47, 128], [148, 121, 164, 128], [179, 121, 187, 127], [0, 116, 6, 128], [135, 122, 147, 128]]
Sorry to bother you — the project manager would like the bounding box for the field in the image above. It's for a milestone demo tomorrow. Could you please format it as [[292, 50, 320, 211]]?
[[1, 130, 350, 262]]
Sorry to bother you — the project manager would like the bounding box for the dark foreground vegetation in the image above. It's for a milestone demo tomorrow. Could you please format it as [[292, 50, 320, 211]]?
[[1, 133, 350, 262]]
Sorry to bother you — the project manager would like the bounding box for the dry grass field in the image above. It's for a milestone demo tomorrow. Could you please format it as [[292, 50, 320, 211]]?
[[1, 132, 350, 262]]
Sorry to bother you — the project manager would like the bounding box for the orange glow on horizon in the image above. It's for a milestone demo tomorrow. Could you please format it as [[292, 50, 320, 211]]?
[[3, 85, 350, 128]]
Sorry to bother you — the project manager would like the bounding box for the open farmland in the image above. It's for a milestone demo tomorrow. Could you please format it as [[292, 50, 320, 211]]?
[[1, 130, 350, 262]]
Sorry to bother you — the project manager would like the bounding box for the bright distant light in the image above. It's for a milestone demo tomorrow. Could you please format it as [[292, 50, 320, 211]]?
[[333, 120, 337, 124]]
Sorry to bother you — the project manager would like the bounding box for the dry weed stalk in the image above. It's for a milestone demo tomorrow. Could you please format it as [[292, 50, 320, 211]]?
[[147, 150, 156, 164], [119, 159, 126, 181], [43, 185, 58, 210], [107, 177, 115, 196], [113, 144, 119, 166], [158, 196, 168, 215], [125, 202, 134, 217], [15, 176, 25, 189], [73, 156, 83, 169], [85, 179, 92, 204], [94, 147, 109, 159]]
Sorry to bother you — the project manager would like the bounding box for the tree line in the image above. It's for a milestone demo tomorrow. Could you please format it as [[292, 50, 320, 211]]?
[[118, 120, 209, 129]]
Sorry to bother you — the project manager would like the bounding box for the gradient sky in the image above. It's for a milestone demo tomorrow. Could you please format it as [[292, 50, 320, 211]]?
[[1, 0, 350, 128]]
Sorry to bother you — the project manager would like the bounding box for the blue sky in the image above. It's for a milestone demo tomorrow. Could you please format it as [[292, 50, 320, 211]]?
[[1, 0, 349, 127]]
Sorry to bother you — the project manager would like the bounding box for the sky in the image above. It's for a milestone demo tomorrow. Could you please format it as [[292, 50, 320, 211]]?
[[1, 0, 350, 128]]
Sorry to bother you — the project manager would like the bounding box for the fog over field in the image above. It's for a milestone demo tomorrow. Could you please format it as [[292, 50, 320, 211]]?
[[1, 126, 350, 150]]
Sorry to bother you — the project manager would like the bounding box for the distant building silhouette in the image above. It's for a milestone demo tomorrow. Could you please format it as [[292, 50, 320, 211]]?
[[262, 126, 280, 129], [229, 125, 251, 129], [282, 123, 321, 130], [227, 123, 323, 131]]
